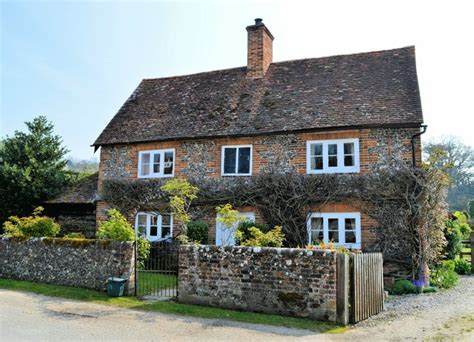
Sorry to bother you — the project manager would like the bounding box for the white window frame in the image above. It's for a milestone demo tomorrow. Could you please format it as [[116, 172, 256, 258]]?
[[138, 149, 175, 178], [135, 212, 173, 241], [306, 138, 360, 174], [307, 212, 361, 249], [221, 145, 253, 176]]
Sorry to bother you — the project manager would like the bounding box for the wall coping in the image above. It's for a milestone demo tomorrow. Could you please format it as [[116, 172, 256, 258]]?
[[181, 244, 338, 256], [0, 235, 134, 248]]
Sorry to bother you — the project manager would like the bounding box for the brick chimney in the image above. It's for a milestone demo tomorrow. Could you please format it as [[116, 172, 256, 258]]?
[[246, 18, 274, 79]]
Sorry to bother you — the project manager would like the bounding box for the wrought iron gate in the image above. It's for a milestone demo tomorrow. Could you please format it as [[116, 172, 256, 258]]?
[[136, 241, 179, 298]]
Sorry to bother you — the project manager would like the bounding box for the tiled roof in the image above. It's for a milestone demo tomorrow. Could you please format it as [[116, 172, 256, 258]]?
[[93, 46, 423, 146], [47, 173, 98, 204]]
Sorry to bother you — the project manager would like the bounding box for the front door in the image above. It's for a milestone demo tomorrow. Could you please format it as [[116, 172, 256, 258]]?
[[215, 212, 255, 246]]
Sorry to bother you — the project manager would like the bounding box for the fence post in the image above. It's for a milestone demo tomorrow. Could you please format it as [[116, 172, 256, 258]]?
[[336, 253, 349, 325], [471, 232, 474, 273]]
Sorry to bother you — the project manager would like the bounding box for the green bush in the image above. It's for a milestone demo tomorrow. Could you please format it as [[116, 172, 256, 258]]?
[[235, 225, 285, 247], [96, 209, 150, 268], [187, 220, 209, 244], [63, 232, 86, 239], [96, 209, 135, 240], [431, 260, 459, 289], [422, 287, 437, 293], [454, 258, 472, 275], [390, 279, 417, 295], [236, 221, 270, 244], [3, 207, 60, 238], [443, 211, 472, 260]]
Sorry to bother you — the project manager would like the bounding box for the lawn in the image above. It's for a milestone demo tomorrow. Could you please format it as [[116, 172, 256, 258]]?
[[0, 278, 347, 334], [137, 271, 177, 296]]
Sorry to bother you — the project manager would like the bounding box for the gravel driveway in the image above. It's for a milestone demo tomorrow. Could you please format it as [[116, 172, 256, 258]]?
[[1, 276, 473, 341]]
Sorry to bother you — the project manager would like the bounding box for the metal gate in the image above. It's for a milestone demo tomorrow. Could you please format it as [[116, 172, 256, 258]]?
[[136, 241, 179, 298]]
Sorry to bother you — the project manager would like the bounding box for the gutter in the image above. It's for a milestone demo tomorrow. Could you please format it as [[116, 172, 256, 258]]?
[[411, 125, 428, 167]]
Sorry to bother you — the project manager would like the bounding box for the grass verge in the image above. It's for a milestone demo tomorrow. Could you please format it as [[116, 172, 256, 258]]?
[[0, 278, 347, 334]]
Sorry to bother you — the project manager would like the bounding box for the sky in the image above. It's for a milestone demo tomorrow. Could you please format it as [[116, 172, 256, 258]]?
[[1, 0, 473, 160]]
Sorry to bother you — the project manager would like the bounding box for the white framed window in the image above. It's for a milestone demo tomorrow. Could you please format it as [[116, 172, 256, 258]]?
[[135, 212, 173, 242], [307, 212, 361, 249], [221, 145, 252, 176], [138, 149, 175, 178], [306, 139, 359, 174]]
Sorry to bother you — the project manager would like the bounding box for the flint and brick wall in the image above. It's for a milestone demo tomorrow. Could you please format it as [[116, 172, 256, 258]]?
[[178, 245, 338, 321], [0, 236, 135, 294]]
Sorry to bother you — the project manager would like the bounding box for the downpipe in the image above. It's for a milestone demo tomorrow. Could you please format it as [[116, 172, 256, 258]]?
[[411, 125, 428, 167]]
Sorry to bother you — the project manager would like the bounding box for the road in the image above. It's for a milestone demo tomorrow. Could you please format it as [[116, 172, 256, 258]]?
[[1, 278, 473, 341]]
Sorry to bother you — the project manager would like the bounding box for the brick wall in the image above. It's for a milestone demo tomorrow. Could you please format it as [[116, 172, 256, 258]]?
[[96, 127, 421, 242], [178, 245, 338, 321]]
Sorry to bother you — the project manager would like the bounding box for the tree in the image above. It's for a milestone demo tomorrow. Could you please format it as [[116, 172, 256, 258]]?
[[0, 116, 70, 225], [424, 137, 474, 211]]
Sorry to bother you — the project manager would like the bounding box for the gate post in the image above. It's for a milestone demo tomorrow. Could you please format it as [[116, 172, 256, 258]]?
[[471, 232, 474, 273], [336, 253, 349, 325]]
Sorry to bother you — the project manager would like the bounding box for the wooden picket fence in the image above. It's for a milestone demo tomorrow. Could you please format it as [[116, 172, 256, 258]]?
[[337, 252, 385, 325]]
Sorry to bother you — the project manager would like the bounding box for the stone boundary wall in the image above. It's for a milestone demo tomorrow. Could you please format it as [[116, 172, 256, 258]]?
[[0, 236, 135, 294], [178, 245, 338, 321]]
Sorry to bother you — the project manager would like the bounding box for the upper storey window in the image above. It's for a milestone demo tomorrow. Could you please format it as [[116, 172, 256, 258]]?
[[221, 145, 252, 176], [138, 149, 175, 178], [306, 139, 360, 174]]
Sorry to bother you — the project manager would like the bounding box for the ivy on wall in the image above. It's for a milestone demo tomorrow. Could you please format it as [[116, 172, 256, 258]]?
[[101, 156, 448, 279]]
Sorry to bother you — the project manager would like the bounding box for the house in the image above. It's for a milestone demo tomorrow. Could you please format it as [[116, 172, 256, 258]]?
[[43, 173, 98, 238], [93, 19, 424, 252]]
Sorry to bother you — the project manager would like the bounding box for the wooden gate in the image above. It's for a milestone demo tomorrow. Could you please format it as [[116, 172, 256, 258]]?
[[349, 253, 384, 323], [337, 252, 384, 325]]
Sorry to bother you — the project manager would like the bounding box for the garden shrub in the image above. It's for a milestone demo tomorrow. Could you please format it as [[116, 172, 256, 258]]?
[[443, 211, 472, 260], [186, 220, 209, 244], [63, 232, 86, 239], [454, 258, 472, 275], [235, 225, 285, 247], [97, 209, 150, 268], [3, 207, 60, 238], [431, 260, 459, 289], [236, 220, 270, 244], [422, 287, 437, 293], [390, 279, 417, 295]]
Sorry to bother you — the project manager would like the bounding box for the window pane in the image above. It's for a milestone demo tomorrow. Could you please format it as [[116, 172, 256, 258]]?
[[329, 156, 338, 167], [328, 230, 339, 243], [162, 226, 171, 238], [328, 218, 339, 242], [344, 155, 354, 167], [345, 231, 356, 243], [328, 218, 338, 231], [140, 153, 150, 176], [137, 214, 147, 236], [238, 147, 251, 174], [161, 214, 171, 226], [311, 156, 323, 170], [223, 148, 237, 174], [344, 143, 354, 155], [328, 144, 338, 155], [150, 226, 158, 237], [150, 215, 158, 227], [164, 151, 174, 175], [345, 218, 356, 231], [310, 217, 323, 244], [311, 143, 323, 156], [153, 153, 161, 173]]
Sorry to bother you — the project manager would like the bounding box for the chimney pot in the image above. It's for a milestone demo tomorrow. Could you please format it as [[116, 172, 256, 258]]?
[[255, 18, 263, 26]]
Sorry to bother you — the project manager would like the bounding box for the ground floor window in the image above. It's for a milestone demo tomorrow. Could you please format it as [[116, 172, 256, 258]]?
[[216, 212, 255, 246], [135, 212, 173, 241], [307, 212, 361, 249]]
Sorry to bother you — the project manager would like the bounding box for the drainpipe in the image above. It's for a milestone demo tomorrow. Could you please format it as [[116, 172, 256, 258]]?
[[411, 125, 428, 167]]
